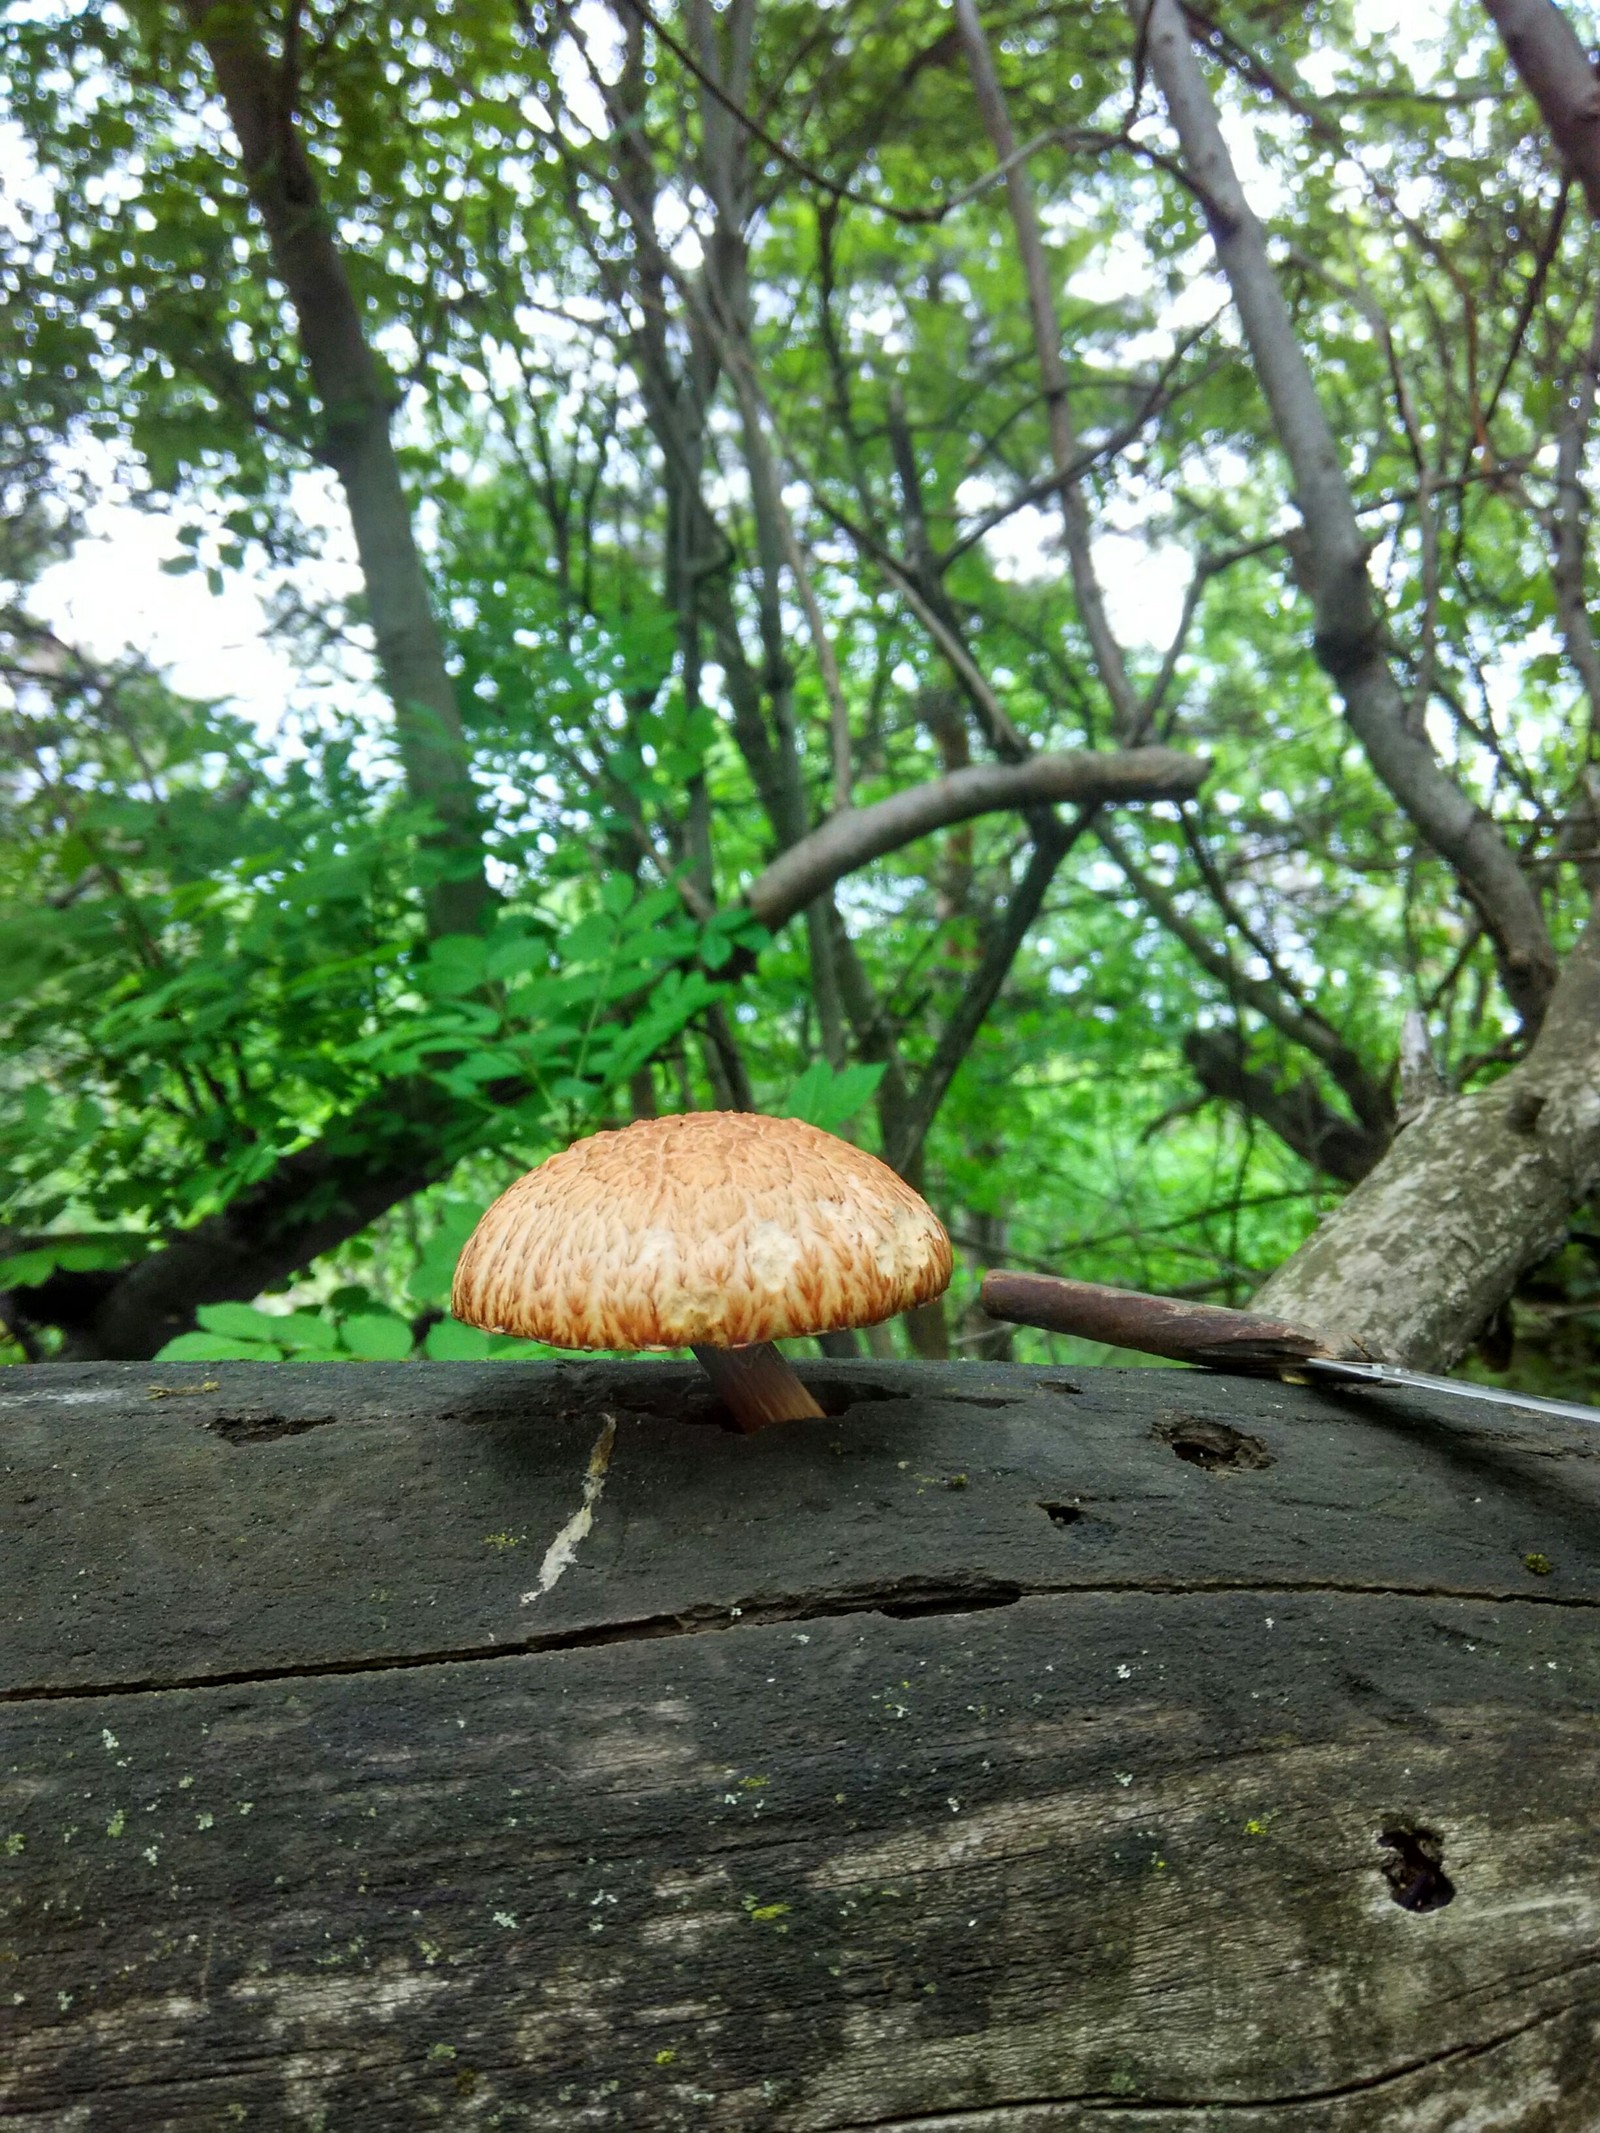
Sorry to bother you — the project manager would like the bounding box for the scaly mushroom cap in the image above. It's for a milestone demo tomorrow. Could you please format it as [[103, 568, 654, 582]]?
[[451, 1111, 951, 1350]]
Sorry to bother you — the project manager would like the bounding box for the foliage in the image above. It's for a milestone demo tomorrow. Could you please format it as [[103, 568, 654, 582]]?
[[2, 1, 1599, 1386], [774, 1061, 887, 1133], [152, 1294, 555, 1363], [0, 645, 745, 1233]]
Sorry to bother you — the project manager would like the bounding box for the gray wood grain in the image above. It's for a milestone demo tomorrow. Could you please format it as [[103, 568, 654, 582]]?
[[4, 1359, 1600, 2128]]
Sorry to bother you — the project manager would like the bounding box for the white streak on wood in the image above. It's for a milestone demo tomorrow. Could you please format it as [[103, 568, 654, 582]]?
[[520, 1414, 618, 1605], [0, 1388, 122, 1407]]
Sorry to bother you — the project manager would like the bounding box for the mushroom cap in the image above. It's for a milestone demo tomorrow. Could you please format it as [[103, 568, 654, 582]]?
[[451, 1111, 952, 1350]]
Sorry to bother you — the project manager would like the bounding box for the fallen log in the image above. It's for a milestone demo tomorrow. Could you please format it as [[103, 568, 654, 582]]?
[[3, 1357, 1599, 2127]]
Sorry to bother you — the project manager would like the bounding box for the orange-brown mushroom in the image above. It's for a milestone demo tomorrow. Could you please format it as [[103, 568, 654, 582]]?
[[451, 1112, 952, 1431]]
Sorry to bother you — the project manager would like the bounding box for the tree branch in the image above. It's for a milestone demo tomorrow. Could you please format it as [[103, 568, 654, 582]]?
[[1183, 1029, 1386, 1185], [1252, 911, 1600, 1363], [1483, 0, 1600, 217], [886, 812, 1086, 1176], [1095, 821, 1392, 1134], [955, 0, 1147, 741], [1549, 288, 1600, 747], [939, 325, 1220, 571], [810, 491, 1031, 761], [1136, 0, 1558, 1025], [748, 747, 1206, 931]]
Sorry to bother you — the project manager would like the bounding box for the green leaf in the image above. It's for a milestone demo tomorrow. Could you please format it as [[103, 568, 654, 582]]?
[[410, 1202, 486, 1308], [442, 1048, 526, 1087], [0, 1250, 60, 1290], [560, 913, 618, 964], [419, 934, 489, 998], [54, 1238, 141, 1273], [154, 1331, 286, 1361], [338, 1310, 415, 1359], [775, 1061, 887, 1132], [195, 1301, 296, 1342], [485, 933, 551, 981], [273, 1310, 342, 1354], [423, 1318, 493, 1360], [621, 887, 681, 933], [548, 1073, 597, 1101]]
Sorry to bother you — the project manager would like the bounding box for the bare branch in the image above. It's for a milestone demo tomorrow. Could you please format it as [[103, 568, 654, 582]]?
[[940, 326, 1221, 570], [809, 490, 1031, 760], [1549, 289, 1600, 746], [1253, 911, 1600, 1363], [609, 0, 1134, 230], [777, 509, 854, 810], [1095, 821, 1391, 1133], [955, 0, 1145, 742], [1184, 1029, 1387, 1185], [749, 748, 1206, 931], [1136, 0, 1559, 1025], [887, 813, 1086, 1175], [1483, 0, 1600, 216]]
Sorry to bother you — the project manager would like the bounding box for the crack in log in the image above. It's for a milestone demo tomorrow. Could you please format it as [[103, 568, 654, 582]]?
[[5, 1575, 1600, 1707], [204, 1411, 342, 1444], [826, 2006, 1570, 2125], [2, 2013, 1583, 2132]]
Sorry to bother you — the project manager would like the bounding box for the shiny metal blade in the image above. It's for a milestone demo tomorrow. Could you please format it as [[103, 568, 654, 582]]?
[[1299, 1355, 1600, 1430]]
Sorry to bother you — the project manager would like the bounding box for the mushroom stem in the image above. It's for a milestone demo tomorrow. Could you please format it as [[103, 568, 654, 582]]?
[[691, 1342, 826, 1432]]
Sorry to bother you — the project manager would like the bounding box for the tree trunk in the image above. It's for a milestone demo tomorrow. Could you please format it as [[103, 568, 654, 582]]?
[[1233, 0, 1600, 1359], [1136, 0, 1557, 1028], [178, 0, 489, 939], [1484, 0, 1600, 217], [1251, 915, 1600, 1364]]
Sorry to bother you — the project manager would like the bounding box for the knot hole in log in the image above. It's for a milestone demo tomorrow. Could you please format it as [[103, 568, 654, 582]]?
[[1039, 1500, 1085, 1526], [1154, 1412, 1275, 1472], [1378, 1825, 1456, 1912]]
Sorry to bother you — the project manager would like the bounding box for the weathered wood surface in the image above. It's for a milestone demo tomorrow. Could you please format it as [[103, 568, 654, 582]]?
[[3, 1357, 1600, 2129]]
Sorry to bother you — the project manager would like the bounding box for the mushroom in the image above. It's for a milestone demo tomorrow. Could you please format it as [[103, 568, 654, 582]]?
[[450, 1111, 952, 1432]]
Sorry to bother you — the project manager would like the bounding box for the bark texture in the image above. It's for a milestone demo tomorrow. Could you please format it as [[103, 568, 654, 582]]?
[[1138, 0, 1557, 1027], [1252, 916, 1600, 1364], [6, 1360, 1600, 2128]]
